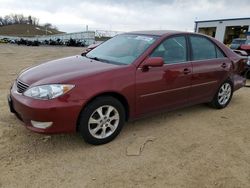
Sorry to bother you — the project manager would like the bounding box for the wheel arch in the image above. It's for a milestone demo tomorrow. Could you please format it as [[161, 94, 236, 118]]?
[[76, 91, 130, 131]]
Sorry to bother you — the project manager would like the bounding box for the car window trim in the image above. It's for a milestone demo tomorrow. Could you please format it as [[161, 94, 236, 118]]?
[[162, 57, 228, 66], [162, 61, 191, 66], [190, 57, 228, 63]]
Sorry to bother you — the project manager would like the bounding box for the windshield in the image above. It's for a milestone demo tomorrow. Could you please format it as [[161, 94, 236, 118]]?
[[86, 34, 158, 65], [246, 39, 250, 45]]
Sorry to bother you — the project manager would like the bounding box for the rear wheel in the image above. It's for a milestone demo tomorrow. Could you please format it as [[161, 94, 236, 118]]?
[[246, 70, 250, 79], [210, 80, 233, 109], [78, 96, 125, 145]]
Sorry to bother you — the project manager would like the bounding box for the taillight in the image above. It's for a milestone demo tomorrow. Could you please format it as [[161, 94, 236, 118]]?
[[236, 58, 248, 74]]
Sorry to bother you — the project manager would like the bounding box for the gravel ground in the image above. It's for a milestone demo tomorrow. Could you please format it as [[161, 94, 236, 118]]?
[[0, 44, 250, 188]]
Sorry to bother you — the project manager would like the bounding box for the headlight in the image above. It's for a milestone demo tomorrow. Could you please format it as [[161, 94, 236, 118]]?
[[23, 84, 75, 100]]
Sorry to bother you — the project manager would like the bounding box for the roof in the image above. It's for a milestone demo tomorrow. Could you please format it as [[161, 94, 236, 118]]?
[[125, 30, 187, 36], [195, 17, 250, 23]]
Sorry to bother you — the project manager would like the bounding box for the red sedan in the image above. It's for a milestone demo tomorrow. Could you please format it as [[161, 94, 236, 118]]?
[[8, 31, 246, 145]]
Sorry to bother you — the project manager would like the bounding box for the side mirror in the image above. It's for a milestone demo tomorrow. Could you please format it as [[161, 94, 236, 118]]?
[[143, 57, 164, 68]]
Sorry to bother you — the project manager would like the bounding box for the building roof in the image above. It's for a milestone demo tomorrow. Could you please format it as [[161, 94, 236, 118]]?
[[195, 17, 250, 23]]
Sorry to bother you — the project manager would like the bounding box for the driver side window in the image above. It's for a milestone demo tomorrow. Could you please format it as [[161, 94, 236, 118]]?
[[150, 36, 187, 64]]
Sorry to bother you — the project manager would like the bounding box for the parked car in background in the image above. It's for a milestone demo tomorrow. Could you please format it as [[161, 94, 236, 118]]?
[[26, 40, 40, 46], [231, 38, 250, 79], [240, 43, 250, 55], [0, 38, 9, 43], [245, 56, 250, 78], [233, 49, 250, 79], [8, 31, 246, 145], [65, 38, 86, 47], [16, 38, 28, 45], [230, 38, 250, 50]]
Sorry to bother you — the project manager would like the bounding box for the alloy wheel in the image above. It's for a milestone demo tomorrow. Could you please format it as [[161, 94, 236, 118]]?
[[88, 105, 120, 139], [217, 83, 232, 105]]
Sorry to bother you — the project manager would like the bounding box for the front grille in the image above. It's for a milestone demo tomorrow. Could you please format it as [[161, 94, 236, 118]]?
[[16, 80, 29, 93]]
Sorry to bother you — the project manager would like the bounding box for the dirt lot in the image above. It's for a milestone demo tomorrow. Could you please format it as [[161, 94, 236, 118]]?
[[0, 44, 250, 188]]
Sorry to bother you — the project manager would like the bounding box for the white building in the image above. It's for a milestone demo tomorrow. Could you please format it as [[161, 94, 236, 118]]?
[[195, 18, 250, 44]]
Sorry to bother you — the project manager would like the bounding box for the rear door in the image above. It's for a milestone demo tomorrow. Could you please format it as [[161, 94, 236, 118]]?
[[136, 35, 192, 115], [188, 35, 230, 104]]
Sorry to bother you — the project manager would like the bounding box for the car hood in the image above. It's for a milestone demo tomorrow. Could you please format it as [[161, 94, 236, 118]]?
[[18, 55, 120, 85]]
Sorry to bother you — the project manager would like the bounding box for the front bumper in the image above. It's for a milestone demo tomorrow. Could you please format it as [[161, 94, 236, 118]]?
[[8, 86, 86, 134]]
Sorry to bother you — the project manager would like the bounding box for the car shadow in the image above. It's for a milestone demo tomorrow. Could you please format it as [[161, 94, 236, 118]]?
[[3, 101, 234, 161]]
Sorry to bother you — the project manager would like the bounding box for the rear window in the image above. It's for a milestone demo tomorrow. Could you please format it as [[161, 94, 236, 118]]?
[[190, 36, 225, 60], [190, 36, 217, 60]]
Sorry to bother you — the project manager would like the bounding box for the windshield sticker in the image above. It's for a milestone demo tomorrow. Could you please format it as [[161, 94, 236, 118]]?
[[134, 36, 154, 42]]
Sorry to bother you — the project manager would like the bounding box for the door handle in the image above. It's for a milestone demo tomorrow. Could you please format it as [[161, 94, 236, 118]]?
[[221, 63, 227, 68], [183, 68, 191, 74]]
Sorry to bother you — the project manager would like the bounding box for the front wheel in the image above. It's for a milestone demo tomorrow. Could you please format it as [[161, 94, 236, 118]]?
[[78, 96, 125, 145], [210, 80, 233, 109]]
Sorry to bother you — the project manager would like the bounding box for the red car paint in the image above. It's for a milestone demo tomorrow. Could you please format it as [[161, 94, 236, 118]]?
[[9, 31, 246, 134], [240, 44, 250, 55]]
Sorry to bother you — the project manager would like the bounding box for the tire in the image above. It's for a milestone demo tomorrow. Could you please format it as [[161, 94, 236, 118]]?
[[210, 80, 233, 109], [246, 70, 250, 79], [78, 96, 125, 145]]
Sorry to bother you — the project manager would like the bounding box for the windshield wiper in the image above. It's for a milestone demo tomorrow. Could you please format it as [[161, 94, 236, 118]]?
[[87, 56, 101, 61], [86, 55, 125, 65], [87, 56, 113, 64]]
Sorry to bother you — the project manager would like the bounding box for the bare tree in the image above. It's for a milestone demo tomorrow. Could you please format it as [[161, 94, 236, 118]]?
[[32, 17, 39, 26], [0, 14, 57, 31], [17, 14, 25, 24], [3, 15, 12, 25], [11, 14, 19, 24], [44, 23, 52, 28], [0, 17, 4, 26]]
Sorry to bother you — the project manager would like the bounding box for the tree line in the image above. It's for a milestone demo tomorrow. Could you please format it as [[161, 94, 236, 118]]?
[[0, 14, 57, 30]]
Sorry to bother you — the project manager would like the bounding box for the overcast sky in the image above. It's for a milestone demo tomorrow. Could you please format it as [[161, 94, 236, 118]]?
[[0, 0, 250, 33]]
